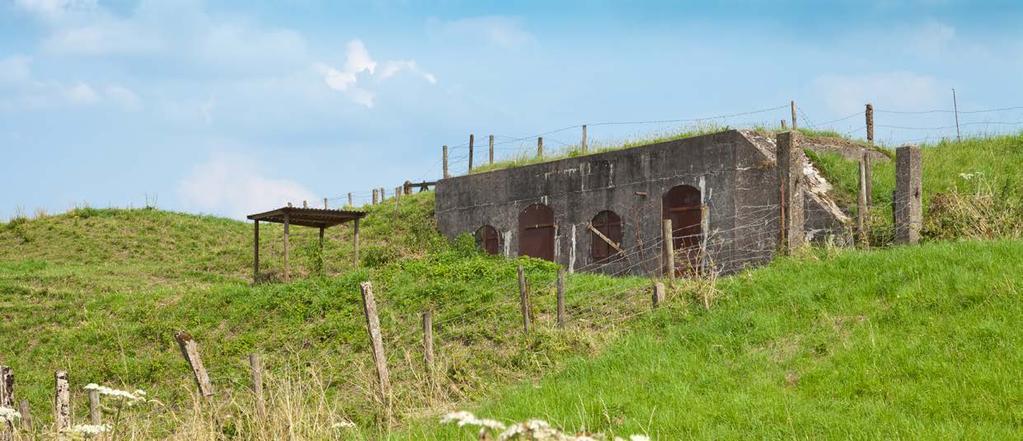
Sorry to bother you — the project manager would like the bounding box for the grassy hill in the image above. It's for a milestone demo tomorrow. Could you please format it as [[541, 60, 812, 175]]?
[[1, 132, 1021, 439]]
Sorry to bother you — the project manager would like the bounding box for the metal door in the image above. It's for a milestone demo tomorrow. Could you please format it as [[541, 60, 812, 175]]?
[[518, 203, 555, 261], [475, 225, 501, 255], [662, 185, 702, 275], [590, 210, 623, 262]]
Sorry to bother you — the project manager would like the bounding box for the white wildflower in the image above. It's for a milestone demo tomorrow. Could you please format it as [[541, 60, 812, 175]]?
[[83, 383, 146, 403], [0, 406, 21, 424], [331, 420, 356, 429], [958, 172, 974, 181], [70, 424, 110, 437], [441, 411, 507, 431]]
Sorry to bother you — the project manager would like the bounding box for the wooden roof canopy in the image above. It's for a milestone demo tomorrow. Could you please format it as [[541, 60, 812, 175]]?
[[247, 206, 366, 228]]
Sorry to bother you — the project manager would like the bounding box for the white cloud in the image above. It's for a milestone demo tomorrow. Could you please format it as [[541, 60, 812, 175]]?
[[0, 56, 32, 84], [65, 82, 99, 103], [316, 40, 436, 108], [907, 21, 956, 56], [811, 72, 945, 114], [104, 85, 142, 110], [177, 153, 317, 219], [431, 16, 535, 49], [14, 0, 97, 22], [43, 21, 163, 55]]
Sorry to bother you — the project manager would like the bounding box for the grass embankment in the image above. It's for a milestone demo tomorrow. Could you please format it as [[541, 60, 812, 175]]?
[[806, 132, 1023, 243], [409, 240, 1023, 439], [0, 194, 656, 438]]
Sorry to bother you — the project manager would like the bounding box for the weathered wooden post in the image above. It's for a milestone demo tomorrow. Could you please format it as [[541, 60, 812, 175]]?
[[372, 189, 379, 205], [403, 180, 412, 196], [780, 119, 787, 130], [17, 400, 31, 432], [174, 331, 214, 398], [790, 100, 798, 130], [864, 151, 873, 207], [359, 282, 392, 425], [556, 268, 566, 328], [353, 218, 361, 265], [865, 103, 874, 144], [283, 213, 290, 281], [895, 145, 923, 245], [1, 366, 13, 439], [516, 266, 531, 333], [323, 198, 328, 209], [857, 157, 869, 248], [53, 371, 71, 434], [581, 124, 588, 153], [252, 220, 260, 283], [537, 137, 543, 159], [302, 200, 308, 208], [249, 354, 266, 420], [662, 219, 675, 281], [88, 389, 101, 425], [468, 134, 475, 173], [652, 282, 665, 308], [442, 145, 450, 179], [488, 134, 495, 165], [422, 310, 434, 383], [347, 192, 353, 207], [776, 131, 805, 254]]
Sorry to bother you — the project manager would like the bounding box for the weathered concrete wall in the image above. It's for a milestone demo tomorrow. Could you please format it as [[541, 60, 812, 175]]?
[[435, 130, 816, 276]]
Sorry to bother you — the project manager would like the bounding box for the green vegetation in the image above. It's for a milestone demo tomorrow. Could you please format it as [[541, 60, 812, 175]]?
[[410, 240, 1023, 439]]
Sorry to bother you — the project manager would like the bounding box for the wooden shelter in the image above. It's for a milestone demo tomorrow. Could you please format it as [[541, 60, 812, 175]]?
[[247, 206, 367, 282]]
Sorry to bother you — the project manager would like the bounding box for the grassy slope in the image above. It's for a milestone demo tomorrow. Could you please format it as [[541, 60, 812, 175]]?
[[411, 240, 1023, 439], [0, 195, 654, 436]]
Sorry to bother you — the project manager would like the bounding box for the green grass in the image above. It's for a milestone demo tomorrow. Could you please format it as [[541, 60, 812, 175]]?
[[406, 240, 1023, 439]]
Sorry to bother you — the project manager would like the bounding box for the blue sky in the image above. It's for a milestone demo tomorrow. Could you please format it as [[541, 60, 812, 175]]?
[[2, 0, 1022, 220]]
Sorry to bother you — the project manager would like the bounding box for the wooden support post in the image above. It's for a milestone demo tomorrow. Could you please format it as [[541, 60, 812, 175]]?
[[347, 192, 353, 207], [537, 137, 543, 159], [353, 218, 361, 265], [174, 331, 214, 398], [302, 200, 308, 208], [662, 219, 675, 281], [556, 268, 566, 328], [252, 220, 260, 283], [395, 186, 401, 201], [323, 198, 328, 209], [53, 371, 70, 434], [468, 134, 475, 173], [372, 189, 378, 205], [17, 400, 30, 432], [863, 151, 873, 207], [403, 180, 412, 196], [586, 222, 624, 254], [865, 103, 874, 144], [379, 187, 386, 201], [652, 282, 665, 308], [318, 226, 325, 252], [857, 157, 869, 248], [488, 134, 495, 165], [88, 390, 101, 425], [517, 266, 531, 333], [790, 100, 798, 130], [0, 366, 12, 439], [777, 131, 805, 253], [359, 282, 392, 425], [895, 146, 923, 245], [422, 310, 434, 381], [780, 119, 787, 130], [249, 354, 266, 420], [442, 145, 450, 179], [581, 124, 588, 153], [283, 214, 290, 281]]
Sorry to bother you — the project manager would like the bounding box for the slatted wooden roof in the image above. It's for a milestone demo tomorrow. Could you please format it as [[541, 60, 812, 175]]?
[[246, 206, 367, 228]]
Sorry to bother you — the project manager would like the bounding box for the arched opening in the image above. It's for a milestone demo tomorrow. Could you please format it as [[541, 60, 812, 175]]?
[[518, 203, 555, 261], [590, 210, 623, 263], [662, 185, 702, 275], [474, 225, 501, 255]]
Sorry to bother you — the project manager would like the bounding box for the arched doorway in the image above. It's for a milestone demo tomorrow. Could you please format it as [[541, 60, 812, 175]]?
[[475, 225, 501, 255], [662, 185, 702, 275], [590, 210, 623, 263], [518, 203, 555, 261]]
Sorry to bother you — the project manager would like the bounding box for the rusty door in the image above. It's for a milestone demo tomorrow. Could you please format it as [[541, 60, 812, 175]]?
[[662, 185, 702, 275], [475, 225, 501, 255], [518, 203, 555, 261], [590, 210, 623, 263]]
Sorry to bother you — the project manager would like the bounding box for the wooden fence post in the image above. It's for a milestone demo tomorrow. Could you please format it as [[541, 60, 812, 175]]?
[[536, 137, 543, 159], [790, 100, 798, 130], [863, 151, 873, 207], [249, 354, 266, 420], [517, 266, 531, 333], [442, 145, 449, 179], [18, 400, 31, 432], [556, 268, 566, 328], [422, 310, 434, 385], [488, 134, 495, 165], [865, 103, 874, 144], [857, 157, 869, 248], [468, 134, 475, 173], [1, 366, 13, 440], [347, 192, 353, 207], [372, 189, 379, 205], [88, 389, 101, 425], [581, 125, 588, 153], [652, 282, 666, 308], [662, 219, 675, 281], [359, 282, 392, 426], [780, 119, 787, 130], [174, 331, 214, 398], [53, 371, 71, 434]]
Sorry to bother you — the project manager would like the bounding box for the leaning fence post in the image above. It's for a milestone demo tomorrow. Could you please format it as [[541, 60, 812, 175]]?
[[517, 266, 531, 333], [359, 282, 392, 426], [174, 331, 214, 398], [857, 157, 869, 248], [536, 137, 544, 159], [54, 371, 71, 434], [652, 282, 666, 308], [422, 310, 434, 388], [556, 268, 566, 328], [88, 389, 101, 425], [248, 354, 266, 420], [662, 219, 675, 281], [18, 400, 31, 432]]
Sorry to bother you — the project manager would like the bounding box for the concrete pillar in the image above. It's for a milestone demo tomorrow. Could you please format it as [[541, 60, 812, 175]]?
[[895, 145, 922, 244], [777, 131, 805, 253]]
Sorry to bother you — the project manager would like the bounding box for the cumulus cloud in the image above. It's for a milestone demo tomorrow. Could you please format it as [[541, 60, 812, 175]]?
[[430, 16, 535, 49], [315, 40, 437, 108], [811, 71, 945, 114], [14, 0, 97, 22], [0, 56, 142, 111], [177, 153, 317, 219]]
